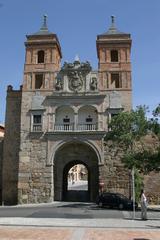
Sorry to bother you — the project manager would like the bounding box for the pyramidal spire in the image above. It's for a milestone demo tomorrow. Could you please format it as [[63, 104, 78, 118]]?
[[40, 14, 48, 31], [101, 15, 125, 35]]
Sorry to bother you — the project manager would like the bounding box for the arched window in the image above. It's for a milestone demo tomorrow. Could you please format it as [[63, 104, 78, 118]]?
[[37, 50, 45, 63], [111, 50, 118, 62]]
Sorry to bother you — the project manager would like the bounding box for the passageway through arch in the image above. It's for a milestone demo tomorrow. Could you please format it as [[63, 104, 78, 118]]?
[[54, 141, 99, 202]]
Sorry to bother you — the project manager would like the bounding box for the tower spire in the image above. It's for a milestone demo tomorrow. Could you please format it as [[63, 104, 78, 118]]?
[[40, 14, 48, 31], [110, 15, 116, 30], [100, 15, 125, 35]]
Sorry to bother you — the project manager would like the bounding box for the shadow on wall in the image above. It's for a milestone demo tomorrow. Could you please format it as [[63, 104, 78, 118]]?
[[0, 138, 3, 204], [133, 238, 150, 240]]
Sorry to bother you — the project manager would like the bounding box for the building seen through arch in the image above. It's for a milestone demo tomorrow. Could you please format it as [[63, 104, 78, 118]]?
[[68, 164, 88, 184], [2, 16, 135, 205]]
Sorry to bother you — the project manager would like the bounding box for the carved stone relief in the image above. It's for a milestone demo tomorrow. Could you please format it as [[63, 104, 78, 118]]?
[[55, 60, 92, 92]]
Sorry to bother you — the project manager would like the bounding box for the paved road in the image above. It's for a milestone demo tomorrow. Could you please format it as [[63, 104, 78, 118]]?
[[0, 202, 122, 218], [0, 202, 159, 220], [0, 202, 159, 239], [68, 180, 88, 191]]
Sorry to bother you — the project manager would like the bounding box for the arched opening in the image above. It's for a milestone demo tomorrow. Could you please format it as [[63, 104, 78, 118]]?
[[78, 105, 98, 131], [37, 50, 45, 63], [63, 162, 89, 202], [55, 106, 74, 131], [54, 141, 99, 202]]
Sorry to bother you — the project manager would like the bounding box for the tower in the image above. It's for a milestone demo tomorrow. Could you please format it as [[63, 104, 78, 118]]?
[[18, 16, 63, 204], [23, 15, 62, 91], [96, 16, 132, 111]]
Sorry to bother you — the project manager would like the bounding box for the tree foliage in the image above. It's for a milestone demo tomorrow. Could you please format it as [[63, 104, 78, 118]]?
[[105, 105, 160, 173], [134, 168, 144, 202]]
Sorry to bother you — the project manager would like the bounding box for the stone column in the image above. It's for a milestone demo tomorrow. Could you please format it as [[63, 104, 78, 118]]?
[[48, 107, 54, 132], [74, 111, 78, 131]]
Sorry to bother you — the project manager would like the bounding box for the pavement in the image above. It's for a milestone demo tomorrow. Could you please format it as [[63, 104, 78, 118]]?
[[0, 203, 159, 239]]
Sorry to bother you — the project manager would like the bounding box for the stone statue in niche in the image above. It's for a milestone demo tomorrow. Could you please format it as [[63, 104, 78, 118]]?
[[27, 74, 32, 89], [90, 77, 97, 90], [55, 75, 63, 91], [45, 73, 50, 89]]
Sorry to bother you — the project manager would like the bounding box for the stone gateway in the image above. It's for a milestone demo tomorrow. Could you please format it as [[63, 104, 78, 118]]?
[[2, 16, 133, 205]]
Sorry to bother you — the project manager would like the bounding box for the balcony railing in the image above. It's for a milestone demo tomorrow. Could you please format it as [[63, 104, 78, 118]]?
[[32, 124, 42, 132], [54, 124, 74, 131], [54, 123, 97, 132], [77, 124, 97, 131]]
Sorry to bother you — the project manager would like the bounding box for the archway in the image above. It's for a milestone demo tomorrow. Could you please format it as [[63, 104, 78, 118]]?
[[78, 105, 98, 131], [55, 106, 74, 131], [54, 141, 99, 202], [63, 161, 89, 202]]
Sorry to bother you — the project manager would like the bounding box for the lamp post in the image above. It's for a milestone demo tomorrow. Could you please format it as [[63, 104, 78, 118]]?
[[132, 167, 136, 220]]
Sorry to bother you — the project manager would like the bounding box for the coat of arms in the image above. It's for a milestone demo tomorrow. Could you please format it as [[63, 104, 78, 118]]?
[[68, 70, 83, 92], [56, 59, 92, 92]]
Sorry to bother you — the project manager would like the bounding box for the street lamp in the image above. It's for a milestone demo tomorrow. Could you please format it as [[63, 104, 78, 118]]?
[[132, 167, 136, 220]]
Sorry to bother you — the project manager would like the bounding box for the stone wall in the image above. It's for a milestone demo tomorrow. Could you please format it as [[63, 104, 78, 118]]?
[[18, 89, 54, 204], [2, 87, 22, 205], [18, 137, 52, 204], [100, 140, 131, 198], [102, 139, 160, 204], [144, 173, 160, 204]]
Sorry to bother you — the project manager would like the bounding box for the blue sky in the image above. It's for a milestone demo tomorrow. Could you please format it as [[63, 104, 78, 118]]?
[[0, 0, 160, 124]]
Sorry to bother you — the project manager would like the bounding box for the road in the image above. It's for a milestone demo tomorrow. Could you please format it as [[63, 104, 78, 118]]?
[[0, 202, 160, 239], [0, 202, 159, 220], [68, 180, 88, 190]]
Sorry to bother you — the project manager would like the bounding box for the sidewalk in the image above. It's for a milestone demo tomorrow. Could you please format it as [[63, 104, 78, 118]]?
[[0, 216, 160, 228], [0, 203, 159, 240], [0, 223, 159, 240]]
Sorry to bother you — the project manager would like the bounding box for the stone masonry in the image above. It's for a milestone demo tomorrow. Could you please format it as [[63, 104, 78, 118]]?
[[2, 87, 22, 205], [2, 16, 158, 205]]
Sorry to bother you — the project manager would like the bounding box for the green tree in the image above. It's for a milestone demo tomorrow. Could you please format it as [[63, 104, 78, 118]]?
[[105, 106, 149, 199], [106, 106, 149, 164], [134, 168, 144, 202], [147, 104, 160, 172], [106, 105, 160, 201], [106, 105, 160, 173]]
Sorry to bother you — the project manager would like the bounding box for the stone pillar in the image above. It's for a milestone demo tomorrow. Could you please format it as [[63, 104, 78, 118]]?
[[74, 111, 78, 131]]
